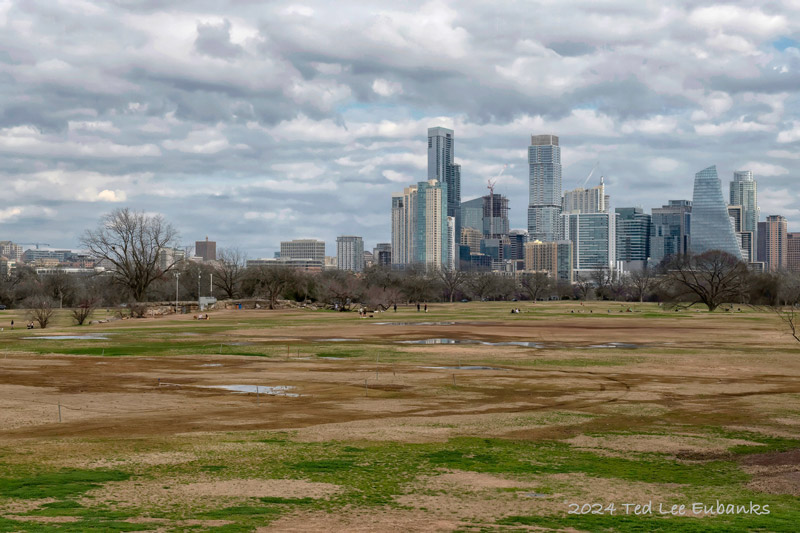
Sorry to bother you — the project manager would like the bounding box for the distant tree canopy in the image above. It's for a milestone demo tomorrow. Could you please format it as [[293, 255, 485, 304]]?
[[663, 250, 749, 312]]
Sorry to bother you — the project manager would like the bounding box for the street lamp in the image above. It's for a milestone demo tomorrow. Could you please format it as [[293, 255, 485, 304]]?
[[174, 271, 181, 314]]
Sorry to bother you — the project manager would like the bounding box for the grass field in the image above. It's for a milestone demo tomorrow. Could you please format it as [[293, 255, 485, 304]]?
[[0, 301, 799, 532]]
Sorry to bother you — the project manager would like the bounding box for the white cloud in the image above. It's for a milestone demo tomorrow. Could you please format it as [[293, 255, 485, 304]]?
[[694, 118, 772, 136], [649, 157, 680, 173], [162, 128, 232, 154], [96, 189, 127, 202], [777, 122, 800, 143], [271, 162, 325, 181], [68, 120, 120, 133], [741, 162, 789, 176], [243, 208, 298, 221], [372, 78, 403, 97], [382, 169, 412, 183], [767, 150, 800, 159]]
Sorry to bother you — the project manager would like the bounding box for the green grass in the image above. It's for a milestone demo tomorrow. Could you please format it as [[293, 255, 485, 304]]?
[[0, 469, 130, 499]]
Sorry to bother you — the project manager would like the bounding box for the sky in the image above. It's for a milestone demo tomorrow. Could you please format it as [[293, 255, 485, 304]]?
[[1, 0, 799, 258]]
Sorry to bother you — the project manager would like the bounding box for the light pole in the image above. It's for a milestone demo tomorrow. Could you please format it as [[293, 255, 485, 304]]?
[[210, 273, 213, 296], [174, 271, 181, 314]]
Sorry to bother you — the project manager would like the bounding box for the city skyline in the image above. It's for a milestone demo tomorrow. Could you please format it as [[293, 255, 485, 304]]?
[[0, 2, 798, 257]]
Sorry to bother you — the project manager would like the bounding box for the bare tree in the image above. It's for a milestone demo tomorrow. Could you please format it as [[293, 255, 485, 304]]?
[[24, 296, 56, 328], [401, 265, 436, 304], [591, 268, 614, 300], [519, 272, 551, 301], [664, 250, 748, 312], [629, 267, 661, 303], [318, 270, 362, 310], [436, 267, 468, 302], [243, 266, 293, 309], [71, 298, 97, 325], [574, 273, 594, 300], [773, 306, 800, 343], [213, 247, 247, 299], [465, 271, 498, 301], [81, 208, 178, 302]]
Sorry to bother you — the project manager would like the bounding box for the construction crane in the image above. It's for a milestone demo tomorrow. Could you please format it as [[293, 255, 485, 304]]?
[[17, 242, 51, 250], [487, 165, 507, 237]]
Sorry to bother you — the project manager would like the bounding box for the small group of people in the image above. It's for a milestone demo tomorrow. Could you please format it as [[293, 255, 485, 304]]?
[[510, 308, 521, 314], [358, 308, 374, 318], [193, 313, 210, 320], [416, 303, 428, 312], [26, 322, 35, 329]]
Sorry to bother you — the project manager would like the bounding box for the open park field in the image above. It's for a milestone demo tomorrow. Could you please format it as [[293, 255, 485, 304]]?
[[1, 301, 799, 532]]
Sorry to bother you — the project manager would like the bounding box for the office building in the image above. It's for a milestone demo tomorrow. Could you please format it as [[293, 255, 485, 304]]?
[[562, 212, 617, 275], [508, 230, 528, 261], [650, 200, 691, 265], [195, 237, 216, 261], [280, 239, 325, 262], [616, 207, 651, 271], [428, 127, 461, 239], [447, 216, 456, 270], [159, 247, 186, 271], [363, 250, 374, 268], [527, 134, 562, 241], [336, 236, 364, 272], [690, 166, 742, 259], [788, 232, 800, 273], [562, 178, 609, 214], [759, 215, 787, 272], [373, 243, 392, 267], [461, 227, 482, 254], [730, 170, 759, 245], [461, 197, 483, 233], [524, 240, 573, 282], [727, 205, 754, 262]]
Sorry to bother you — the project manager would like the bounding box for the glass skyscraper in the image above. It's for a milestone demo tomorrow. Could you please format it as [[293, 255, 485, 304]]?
[[527, 134, 562, 241], [730, 170, 758, 262], [562, 212, 617, 273], [691, 166, 743, 259], [616, 207, 651, 270], [428, 127, 461, 241]]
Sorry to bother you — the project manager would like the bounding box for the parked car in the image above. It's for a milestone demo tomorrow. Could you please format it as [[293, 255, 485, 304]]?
[[0, 305, 6, 310]]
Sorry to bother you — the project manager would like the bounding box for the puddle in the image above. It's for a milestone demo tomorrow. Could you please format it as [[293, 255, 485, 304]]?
[[24, 335, 110, 340], [199, 385, 298, 397], [523, 492, 549, 498], [398, 338, 482, 345], [586, 343, 639, 349], [372, 322, 456, 326], [422, 366, 509, 371], [315, 338, 360, 342], [199, 363, 223, 367]]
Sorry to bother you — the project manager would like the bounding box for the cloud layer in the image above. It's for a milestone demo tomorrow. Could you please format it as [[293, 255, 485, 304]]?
[[1, 1, 799, 256]]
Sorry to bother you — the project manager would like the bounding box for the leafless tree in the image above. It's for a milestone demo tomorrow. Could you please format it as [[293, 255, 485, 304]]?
[[574, 273, 594, 300], [213, 247, 247, 299], [591, 268, 614, 299], [773, 306, 800, 343], [465, 271, 499, 301], [318, 270, 362, 310], [243, 266, 294, 309], [24, 296, 56, 328], [71, 298, 97, 325], [664, 250, 749, 312], [629, 267, 661, 303], [436, 267, 468, 302], [519, 272, 551, 301], [400, 265, 437, 303], [81, 208, 179, 302]]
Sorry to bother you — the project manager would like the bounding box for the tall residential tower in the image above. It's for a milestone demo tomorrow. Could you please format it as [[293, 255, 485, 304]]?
[[428, 127, 461, 240], [527, 134, 562, 241]]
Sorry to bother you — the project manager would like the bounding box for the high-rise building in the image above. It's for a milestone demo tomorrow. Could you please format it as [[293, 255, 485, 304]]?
[[461, 197, 483, 233], [730, 170, 759, 247], [650, 200, 692, 265], [524, 240, 573, 282], [336, 236, 364, 272], [414, 179, 449, 269], [508, 230, 528, 261], [428, 127, 461, 239], [373, 243, 392, 267], [690, 166, 742, 259], [391, 186, 418, 266], [562, 178, 609, 214], [159, 247, 186, 271], [527, 134, 562, 241], [727, 205, 754, 262], [562, 212, 618, 275], [447, 216, 456, 270], [787, 232, 800, 273], [760, 215, 787, 272], [195, 237, 216, 261], [280, 239, 325, 262], [0, 241, 23, 261], [616, 207, 651, 271], [460, 227, 482, 254]]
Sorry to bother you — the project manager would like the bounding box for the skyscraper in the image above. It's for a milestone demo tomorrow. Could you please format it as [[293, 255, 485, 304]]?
[[730, 170, 759, 253], [562, 178, 609, 214], [195, 237, 217, 261], [528, 134, 562, 241], [391, 186, 418, 266], [428, 127, 461, 240], [280, 239, 325, 262], [414, 179, 450, 269], [616, 207, 651, 271], [762, 215, 787, 272], [788, 232, 800, 273], [562, 212, 618, 275], [690, 166, 743, 259], [524, 240, 573, 282], [336, 236, 364, 272], [650, 200, 692, 265]]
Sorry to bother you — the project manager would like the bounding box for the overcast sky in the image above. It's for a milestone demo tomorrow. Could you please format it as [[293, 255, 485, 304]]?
[[1, 1, 798, 257]]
